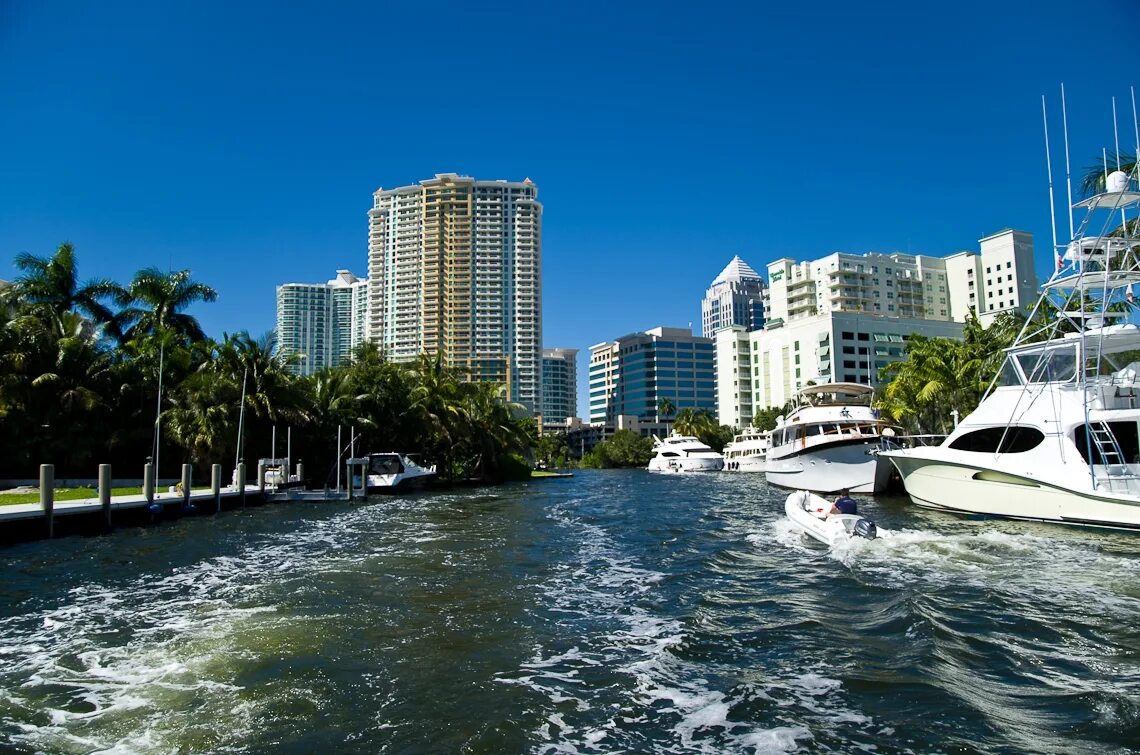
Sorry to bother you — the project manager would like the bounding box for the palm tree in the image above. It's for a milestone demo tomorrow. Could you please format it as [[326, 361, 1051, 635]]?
[[13, 242, 122, 337], [1080, 151, 1136, 196], [117, 267, 217, 344], [657, 396, 676, 424]]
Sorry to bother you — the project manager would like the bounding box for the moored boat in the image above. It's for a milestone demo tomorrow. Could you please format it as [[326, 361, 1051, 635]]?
[[722, 426, 769, 472], [363, 453, 436, 493], [880, 159, 1140, 529], [647, 434, 725, 472], [765, 383, 894, 493]]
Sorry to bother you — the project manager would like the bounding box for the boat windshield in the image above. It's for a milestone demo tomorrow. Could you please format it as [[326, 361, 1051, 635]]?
[[1013, 345, 1078, 384]]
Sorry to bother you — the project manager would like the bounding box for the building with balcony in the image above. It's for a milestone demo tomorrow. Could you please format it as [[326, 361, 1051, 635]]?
[[541, 348, 578, 426], [589, 327, 715, 427], [276, 270, 369, 376], [367, 173, 542, 413], [701, 255, 765, 335]]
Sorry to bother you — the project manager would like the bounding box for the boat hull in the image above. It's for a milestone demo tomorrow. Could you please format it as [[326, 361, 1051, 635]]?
[[725, 457, 766, 472], [766, 440, 891, 493], [884, 452, 1140, 530], [365, 472, 435, 494], [647, 457, 724, 472]]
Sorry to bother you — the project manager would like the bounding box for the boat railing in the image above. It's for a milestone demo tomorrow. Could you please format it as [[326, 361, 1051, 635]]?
[[877, 434, 947, 451]]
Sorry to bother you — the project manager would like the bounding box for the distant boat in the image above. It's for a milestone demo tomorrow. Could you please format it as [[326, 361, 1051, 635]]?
[[647, 434, 725, 472], [722, 426, 769, 472], [363, 453, 436, 493]]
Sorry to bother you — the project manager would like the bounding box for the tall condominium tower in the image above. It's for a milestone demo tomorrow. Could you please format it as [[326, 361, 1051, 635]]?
[[368, 173, 542, 412], [701, 256, 766, 335], [276, 270, 369, 376], [541, 348, 578, 426], [589, 327, 715, 424]]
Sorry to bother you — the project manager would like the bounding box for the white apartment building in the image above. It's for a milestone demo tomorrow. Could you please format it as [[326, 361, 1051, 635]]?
[[715, 230, 1036, 425], [367, 173, 543, 413], [276, 270, 369, 376], [701, 256, 766, 335]]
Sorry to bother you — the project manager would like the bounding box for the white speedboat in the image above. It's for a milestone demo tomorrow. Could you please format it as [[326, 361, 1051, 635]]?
[[722, 427, 769, 472], [647, 434, 725, 472], [765, 383, 894, 493], [880, 163, 1140, 530], [363, 453, 436, 493], [784, 490, 888, 546]]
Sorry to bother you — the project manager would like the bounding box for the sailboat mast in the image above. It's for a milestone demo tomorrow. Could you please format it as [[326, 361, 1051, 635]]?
[[1061, 83, 1075, 239]]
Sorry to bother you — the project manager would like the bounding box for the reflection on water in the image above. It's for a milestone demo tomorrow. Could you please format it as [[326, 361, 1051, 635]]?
[[0, 472, 1137, 753]]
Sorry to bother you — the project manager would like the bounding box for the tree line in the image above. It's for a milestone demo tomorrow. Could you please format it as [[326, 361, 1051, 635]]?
[[0, 243, 536, 483]]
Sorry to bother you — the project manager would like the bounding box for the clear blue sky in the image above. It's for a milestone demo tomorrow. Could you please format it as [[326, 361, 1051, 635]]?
[[2, 0, 1138, 416]]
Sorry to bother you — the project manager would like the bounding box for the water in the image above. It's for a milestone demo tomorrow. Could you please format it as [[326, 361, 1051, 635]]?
[[1, 471, 1138, 753]]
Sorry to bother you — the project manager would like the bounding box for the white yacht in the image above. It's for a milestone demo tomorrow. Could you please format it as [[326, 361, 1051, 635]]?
[[881, 164, 1140, 530], [722, 427, 769, 471], [765, 383, 893, 493], [363, 453, 437, 493], [647, 434, 725, 472]]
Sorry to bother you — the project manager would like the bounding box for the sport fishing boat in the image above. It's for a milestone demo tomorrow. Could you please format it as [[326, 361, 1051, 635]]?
[[765, 383, 894, 493], [722, 426, 769, 471], [784, 490, 888, 546], [363, 453, 436, 493], [880, 161, 1140, 529], [647, 434, 725, 472]]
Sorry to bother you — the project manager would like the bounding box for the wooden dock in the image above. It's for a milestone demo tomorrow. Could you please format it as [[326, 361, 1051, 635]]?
[[0, 484, 266, 523]]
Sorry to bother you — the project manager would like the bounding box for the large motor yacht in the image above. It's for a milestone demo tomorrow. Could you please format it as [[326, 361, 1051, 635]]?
[[881, 164, 1140, 529], [765, 382, 894, 493], [647, 434, 725, 472], [722, 427, 769, 472]]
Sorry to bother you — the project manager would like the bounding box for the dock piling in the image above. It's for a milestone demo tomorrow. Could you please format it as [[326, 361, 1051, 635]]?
[[258, 460, 267, 496], [40, 464, 54, 538], [143, 462, 155, 504], [181, 464, 192, 507], [237, 462, 247, 507], [99, 464, 112, 531], [211, 464, 222, 512], [296, 462, 304, 484]]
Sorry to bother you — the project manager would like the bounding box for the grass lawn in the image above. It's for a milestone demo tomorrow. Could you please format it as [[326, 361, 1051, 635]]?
[[0, 487, 212, 506]]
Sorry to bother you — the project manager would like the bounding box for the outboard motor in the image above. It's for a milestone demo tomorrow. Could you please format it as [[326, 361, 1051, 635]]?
[[853, 518, 878, 540]]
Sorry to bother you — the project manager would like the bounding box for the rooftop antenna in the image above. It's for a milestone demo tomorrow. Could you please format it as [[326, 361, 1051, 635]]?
[[1042, 95, 1060, 274], [1061, 83, 1074, 239]]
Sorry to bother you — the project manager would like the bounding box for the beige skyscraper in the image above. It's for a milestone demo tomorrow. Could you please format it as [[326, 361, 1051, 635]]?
[[367, 173, 542, 412]]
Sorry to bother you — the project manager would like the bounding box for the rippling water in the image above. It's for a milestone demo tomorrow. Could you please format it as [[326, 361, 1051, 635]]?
[[1, 471, 1138, 753]]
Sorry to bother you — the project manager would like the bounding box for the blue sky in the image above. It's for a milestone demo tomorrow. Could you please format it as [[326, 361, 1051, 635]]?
[[2, 0, 1138, 416]]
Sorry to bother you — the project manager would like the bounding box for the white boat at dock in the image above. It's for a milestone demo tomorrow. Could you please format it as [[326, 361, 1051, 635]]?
[[880, 158, 1140, 529], [765, 383, 894, 493], [647, 434, 725, 472], [722, 427, 769, 472], [361, 453, 437, 493]]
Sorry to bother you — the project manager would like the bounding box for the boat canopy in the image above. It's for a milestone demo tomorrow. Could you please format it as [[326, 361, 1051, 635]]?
[[795, 382, 874, 407]]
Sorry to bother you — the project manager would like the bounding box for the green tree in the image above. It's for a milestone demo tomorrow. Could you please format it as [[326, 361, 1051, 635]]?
[[117, 267, 218, 344], [657, 396, 676, 423], [13, 242, 122, 338], [581, 429, 653, 468]]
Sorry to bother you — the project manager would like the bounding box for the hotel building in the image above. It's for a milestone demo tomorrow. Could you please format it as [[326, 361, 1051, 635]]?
[[701, 255, 766, 335], [276, 270, 369, 376], [367, 173, 542, 413], [714, 229, 1037, 425], [589, 327, 715, 427], [541, 348, 578, 426]]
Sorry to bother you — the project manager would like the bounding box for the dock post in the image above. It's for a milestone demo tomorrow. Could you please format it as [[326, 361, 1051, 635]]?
[[258, 460, 267, 496], [237, 462, 247, 508], [143, 462, 155, 505], [296, 462, 304, 484], [99, 463, 112, 532], [347, 461, 354, 501], [40, 464, 54, 538], [181, 464, 192, 507], [211, 464, 222, 512]]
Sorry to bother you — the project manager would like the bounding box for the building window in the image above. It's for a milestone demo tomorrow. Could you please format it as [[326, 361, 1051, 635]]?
[[1006, 262, 1012, 269]]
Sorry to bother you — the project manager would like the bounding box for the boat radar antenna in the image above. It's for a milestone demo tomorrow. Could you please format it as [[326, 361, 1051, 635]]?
[[1042, 95, 1061, 275], [1061, 83, 1075, 239]]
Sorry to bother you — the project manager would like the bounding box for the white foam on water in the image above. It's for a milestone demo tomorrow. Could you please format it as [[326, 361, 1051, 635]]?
[[0, 504, 397, 753], [499, 500, 828, 753]]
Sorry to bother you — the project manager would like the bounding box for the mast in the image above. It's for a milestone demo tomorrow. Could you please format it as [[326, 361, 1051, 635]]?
[[152, 340, 165, 479], [1061, 83, 1075, 239], [1042, 96, 1060, 274], [235, 365, 248, 469]]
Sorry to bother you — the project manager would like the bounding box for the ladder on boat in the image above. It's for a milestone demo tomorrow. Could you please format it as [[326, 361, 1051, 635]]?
[[1088, 422, 1140, 492]]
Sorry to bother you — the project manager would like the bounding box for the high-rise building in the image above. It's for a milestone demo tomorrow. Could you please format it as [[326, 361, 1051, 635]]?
[[589, 327, 715, 425], [945, 229, 1038, 324], [701, 256, 765, 335], [367, 173, 542, 412], [541, 348, 578, 426], [276, 270, 369, 376]]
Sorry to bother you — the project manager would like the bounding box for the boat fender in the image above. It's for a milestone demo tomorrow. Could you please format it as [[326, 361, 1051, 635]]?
[[853, 518, 877, 540]]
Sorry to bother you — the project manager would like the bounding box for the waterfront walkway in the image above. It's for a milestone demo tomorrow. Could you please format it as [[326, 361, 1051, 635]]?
[[0, 485, 266, 523]]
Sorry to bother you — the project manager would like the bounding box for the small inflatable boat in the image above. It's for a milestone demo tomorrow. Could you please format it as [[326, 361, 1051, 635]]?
[[784, 490, 890, 546]]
